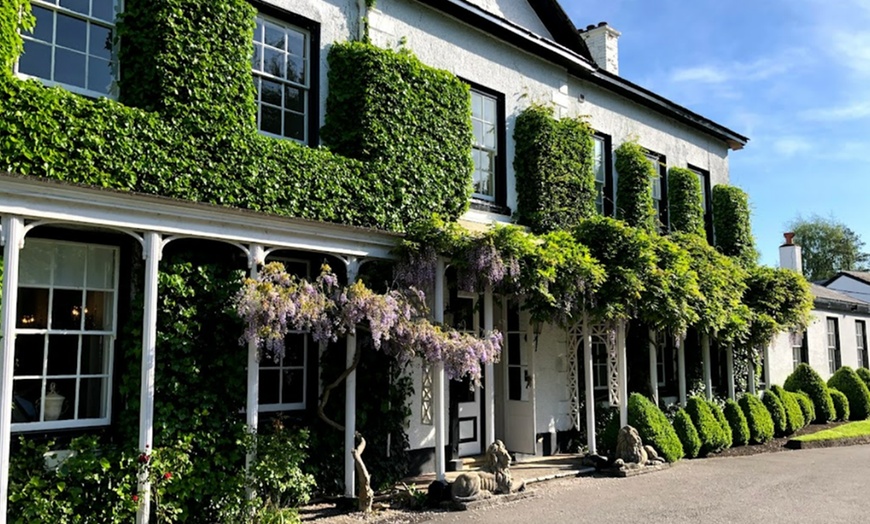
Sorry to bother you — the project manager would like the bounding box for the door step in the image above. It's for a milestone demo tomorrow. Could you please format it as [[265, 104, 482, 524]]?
[[459, 454, 488, 470]]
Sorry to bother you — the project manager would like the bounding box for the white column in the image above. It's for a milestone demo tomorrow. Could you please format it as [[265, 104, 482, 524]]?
[[137, 231, 162, 524], [483, 287, 495, 448], [245, 245, 265, 480], [763, 345, 771, 389], [748, 356, 756, 395], [344, 258, 360, 498], [617, 321, 628, 429], [0, 216, 24, 524], [677, 336, 687, 406], [582, 312, 596, 455], [726, 344, 735, 400], [433, 260, 447, 481], [702, 333, 712, 400], [648, 329, 658, 406]]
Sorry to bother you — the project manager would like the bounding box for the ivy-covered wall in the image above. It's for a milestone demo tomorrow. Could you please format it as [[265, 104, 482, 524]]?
[[0, 0, 472, 232]]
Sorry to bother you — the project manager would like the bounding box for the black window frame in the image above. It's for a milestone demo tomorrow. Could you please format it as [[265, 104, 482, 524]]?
[[827, 317, 842, 374], [463, 79, 508, 215], [592, 131, 614, 217], [688, 164, 713, 244], [250, 1, 321, 146]]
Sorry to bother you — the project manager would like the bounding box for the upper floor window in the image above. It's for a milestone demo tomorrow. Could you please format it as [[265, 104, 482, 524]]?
[[827, 317, 841, 374], [468, 84, 507, 212], [688, 165, 713, 243], [592, 133, 613, 216], [17, 0, 117, 98], [645, 151, 668, 231], [791, 330, 808, 370], [13, 239, 119, 431], [253, 14, 309, 143]]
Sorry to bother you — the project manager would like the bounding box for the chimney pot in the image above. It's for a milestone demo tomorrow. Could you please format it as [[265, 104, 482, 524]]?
[[779, 232, 802, 274], [783, 232, 795, 245]]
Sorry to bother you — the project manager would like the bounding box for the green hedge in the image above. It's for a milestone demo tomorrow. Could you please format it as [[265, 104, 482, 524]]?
[[762, 390, 787, 437], [771, 385, 805, 433], [829, 388, 850, 422], [0, 1, 472, 233], [856, 367, 870, 390], [794, 391, 816, 426], [614, 141, 657, 233], [708, 400, 733, 449], [827, 366, 870, 420], [739, 394, 774, 444], [711, 185, 757, 266], [627, 393, 684, 463], [723, 398, 750, 446], [686, 396, 728, 455], [785, 364, 835, 423], [514, 105, 596, 233], [673, 408, 701, 459], [667, 167, 705, 238]]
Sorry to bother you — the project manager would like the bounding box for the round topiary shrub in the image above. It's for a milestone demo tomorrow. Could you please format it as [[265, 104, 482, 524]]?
[[856, 367, 870, 390], [686, 396, 728, 455], [739, 394, 774, 444], [762, 389, 787, 437], [827, 366, 870, 420], [707, 400, 732, 449], [771, 385, 804, 434], [723, 398, 750, 446], [829, 387, 850, 421], [627, 393, 684, 462], [784, 363, 835, 423], [794, 391, 815, 426], [672, 408, 701, 458]]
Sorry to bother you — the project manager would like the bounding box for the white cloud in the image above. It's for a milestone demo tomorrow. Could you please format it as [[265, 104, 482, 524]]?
[[771, 136, 812, 157], [671, 66, 729, 84], [669, 54, 799, 85], [800, 100, 870, 122]]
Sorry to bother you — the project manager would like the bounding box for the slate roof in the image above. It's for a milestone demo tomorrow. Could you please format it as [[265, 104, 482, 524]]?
[[810, 283, 870, 313], [835, 271, 870, 286]]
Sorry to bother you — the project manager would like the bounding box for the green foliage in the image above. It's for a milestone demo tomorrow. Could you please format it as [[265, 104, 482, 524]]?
[[672, 408, 701, 458], [771, 385, 805, 433], [787, 214, 870, 281], [639, 234, 700, 334], [785, 363, 835, 423], [827, 366, 870, 420], [251, 422, 316, 509], [739, 394, 774, 444], [686, 396, 728, 455], [761, 390, 787, 437], [857, 367, 870, 391], [712, 185, 757, 266], [0, 0, 31, 73], [829, 387, 850, 422], [614, 141, 657, 233], [9, 436, 138, 524], [513, 105, 597, 233], [723, 398, 750, 446], [742, 266, 813, 348], [707, 400, 732, 449], [627, 393, 684, 463], [598, 408, 621, 457], [0, 2, 471, 232], [667, 167, 705, 237], [794, 391, 816, 426]]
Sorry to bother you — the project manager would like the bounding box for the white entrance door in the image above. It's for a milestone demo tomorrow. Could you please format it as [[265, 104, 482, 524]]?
[[454, 293, 482, 457], [502, 301, 536, 454]]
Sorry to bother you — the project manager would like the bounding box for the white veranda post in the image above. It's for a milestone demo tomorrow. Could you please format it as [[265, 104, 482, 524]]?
[[138, 231, 163, 524], [677, 336, 687, 406], [726, 344, 735, 400], [344, 258, 360, 498], [483, 287, 495, 448], [702, 333, 712, 400], [582, 313, 596, 455], [433, 259, 447, 481], [648, 329, 658, 406], [763, 345, 771, 389], [0, 216, 24, 524], [245, 245, 265, 481], [617, 322, 628, 428]]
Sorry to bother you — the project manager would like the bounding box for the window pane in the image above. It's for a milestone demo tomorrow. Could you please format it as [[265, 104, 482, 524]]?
[[285, 86, 304, 113], [52, 289, 84, 330], [19, 40, 53, 80], [56, 13, 88, 52], [80, 336, 107, 374], [287, 55, 304, 84], [508, 367, 521, 401], [89, 24, 112, 60], [87, 56, 111, 94], [12, 379, 42, 423], [260, 105, 282, 135], [254, 19, 264, 42], [281, 369, 304, 404], [86, 246, 115, 289], [482, 97, 496, 124], [287, 29, 305, 57], [261, 78, 282, 106], [29, 6, 54, 43], [91, 0, 115, 23], [20, 241, 54, 286], [259, 369, 280, 404], [472, 120, 483, 144], [471, 92, 482, 118], [54, 48, 87, 89], [284, 112, 304, 141], [17, 288, 49, 329], [508, 334, 521, 364], [252, 43, 262, 70], [264, 24, 286, 49], [483, 123, 496, 149], [60, 0, 89, 16], [45, 379, 75, 421], [78, 377, 107, 418], [47, 335, 79, 376], [263, 47, 284, 77], [14, 335, 45, 377], [284, 334, 306, 366], [85, 291, 113, 330]]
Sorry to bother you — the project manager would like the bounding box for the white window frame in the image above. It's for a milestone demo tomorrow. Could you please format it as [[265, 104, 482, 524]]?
[[252, 13, 310, 143], [12, 239, 120, 432], [593, 135, 607, 215], [857, 320, 867, 369], [470, 89, 498, 202], [504, 300, 528, 402], [646, 153, 663, 215], [592, 335, 608, 391], [16, 0, 120, 99], [258, 257, 310, 412], [827, 317, 840, 375]]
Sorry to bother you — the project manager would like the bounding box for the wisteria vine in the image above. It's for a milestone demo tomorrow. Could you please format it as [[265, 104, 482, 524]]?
[[235, 263, 502, 383]]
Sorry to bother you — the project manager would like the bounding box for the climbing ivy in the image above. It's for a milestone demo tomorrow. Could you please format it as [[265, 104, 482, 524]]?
[[742, 265, 813, 347], [667, 167, 705, 238], [614, 141, 657, 233], [513, 105, 597, 234], [712, 185, 757, 266]]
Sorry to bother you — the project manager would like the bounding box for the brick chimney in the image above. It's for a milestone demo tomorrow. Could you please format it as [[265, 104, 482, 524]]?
[[579, 22, 621, 75], [779, 232, 803, 274]]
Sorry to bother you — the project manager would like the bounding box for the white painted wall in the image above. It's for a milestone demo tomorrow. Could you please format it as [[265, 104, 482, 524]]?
[[826, 276, 870, 304], [405, 360, 436, 450], [532, 323, 575, 439], [462, 0, 554, 38]]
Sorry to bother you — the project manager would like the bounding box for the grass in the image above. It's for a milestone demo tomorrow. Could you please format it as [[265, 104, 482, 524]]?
[[792, 420, 870, 442]]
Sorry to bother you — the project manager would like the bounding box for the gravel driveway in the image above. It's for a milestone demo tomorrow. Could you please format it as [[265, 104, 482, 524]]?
[[423, 445, 870, 524]]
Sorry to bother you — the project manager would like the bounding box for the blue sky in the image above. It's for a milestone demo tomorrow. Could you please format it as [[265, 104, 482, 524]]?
[[563, 0, 870, 266]]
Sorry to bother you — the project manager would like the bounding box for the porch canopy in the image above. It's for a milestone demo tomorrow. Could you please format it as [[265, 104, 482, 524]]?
[[0, 173, 401, 523]]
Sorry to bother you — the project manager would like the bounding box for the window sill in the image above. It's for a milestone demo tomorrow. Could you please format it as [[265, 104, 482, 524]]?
[[469, 199, 511, 216], [12, 418, 110, 433]]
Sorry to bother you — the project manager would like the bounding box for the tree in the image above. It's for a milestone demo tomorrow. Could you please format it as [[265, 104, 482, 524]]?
[[787, 215, 869, 281]]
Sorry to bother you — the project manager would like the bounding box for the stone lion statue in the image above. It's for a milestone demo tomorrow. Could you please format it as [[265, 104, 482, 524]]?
[[615, 425, 647, 465], [451, 440, 525, 502]]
